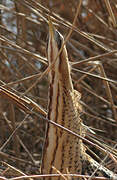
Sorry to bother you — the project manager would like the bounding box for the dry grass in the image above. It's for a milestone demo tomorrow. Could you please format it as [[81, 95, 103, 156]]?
[[0, 0, 117, 179]]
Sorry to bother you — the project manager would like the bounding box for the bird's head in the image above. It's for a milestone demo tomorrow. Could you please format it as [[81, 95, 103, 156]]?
[[47, 19, 73, 90]]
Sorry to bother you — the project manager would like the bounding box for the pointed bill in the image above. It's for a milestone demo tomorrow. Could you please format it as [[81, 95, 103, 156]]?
[[48, 17, 54, 39]]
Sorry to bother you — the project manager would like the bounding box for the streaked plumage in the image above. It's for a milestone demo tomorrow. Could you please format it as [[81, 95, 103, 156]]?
[[41, 20, 117, 180]]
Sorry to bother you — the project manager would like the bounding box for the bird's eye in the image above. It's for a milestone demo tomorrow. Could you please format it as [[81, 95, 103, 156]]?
[[54, 30, 62, 50]]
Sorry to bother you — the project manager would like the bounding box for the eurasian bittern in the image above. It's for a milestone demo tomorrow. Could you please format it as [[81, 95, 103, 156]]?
[[41, 20, 117, 180]]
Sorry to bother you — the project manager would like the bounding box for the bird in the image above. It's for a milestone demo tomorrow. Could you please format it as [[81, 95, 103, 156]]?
[[41, 19, 117, 180]]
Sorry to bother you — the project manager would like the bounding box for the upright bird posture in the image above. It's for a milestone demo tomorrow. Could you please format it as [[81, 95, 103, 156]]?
[[41, 21, 117, 180]]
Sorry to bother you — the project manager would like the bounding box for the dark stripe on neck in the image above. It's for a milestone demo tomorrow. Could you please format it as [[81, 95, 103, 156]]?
[[47, 70, 55, 120]]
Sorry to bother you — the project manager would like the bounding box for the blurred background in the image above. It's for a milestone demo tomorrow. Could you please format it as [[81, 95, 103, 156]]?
[[0, 0, 117, 178]]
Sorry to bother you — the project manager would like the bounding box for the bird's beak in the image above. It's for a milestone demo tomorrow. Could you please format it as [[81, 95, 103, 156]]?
[[48, 18, 55, 39]]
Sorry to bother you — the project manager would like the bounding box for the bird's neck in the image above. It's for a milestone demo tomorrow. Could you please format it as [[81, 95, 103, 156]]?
[[48, 68, 82, 130], [41, 57, 83, 176]]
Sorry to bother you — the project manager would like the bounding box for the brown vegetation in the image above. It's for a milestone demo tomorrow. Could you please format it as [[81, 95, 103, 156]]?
[[0, 0, 117, 179]]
